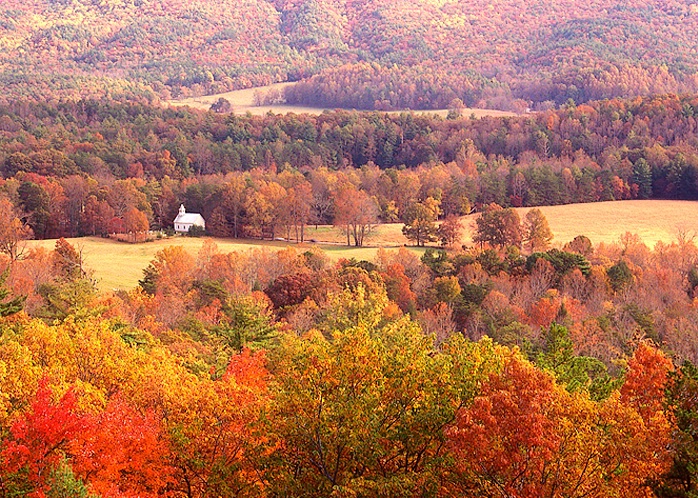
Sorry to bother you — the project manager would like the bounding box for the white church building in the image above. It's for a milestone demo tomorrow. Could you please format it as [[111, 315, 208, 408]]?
[[173, 205, 205, 233]]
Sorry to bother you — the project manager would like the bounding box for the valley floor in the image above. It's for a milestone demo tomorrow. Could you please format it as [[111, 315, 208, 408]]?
[[25, 199, 698, 290]]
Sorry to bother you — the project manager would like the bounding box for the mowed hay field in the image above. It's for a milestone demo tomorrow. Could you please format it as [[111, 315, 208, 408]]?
[[25, 199, 698, 290], [509, 200, 698, 249], [25, 232, 425, 291], [166, 82, 519, 118]]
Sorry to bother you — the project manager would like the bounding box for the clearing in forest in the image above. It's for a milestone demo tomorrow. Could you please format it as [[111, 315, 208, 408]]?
[[166, 82, 519, 118], [25, 199, 697, 290]]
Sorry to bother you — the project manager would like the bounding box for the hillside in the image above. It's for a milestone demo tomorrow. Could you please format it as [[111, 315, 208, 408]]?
[[3, 0, 698, 107]]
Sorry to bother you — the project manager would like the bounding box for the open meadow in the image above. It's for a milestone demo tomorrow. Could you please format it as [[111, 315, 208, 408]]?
[[510, 199, 698, 249], [25, 199, 698, 291], [25, 232, 426, 291], [166, 82, 519, 118]]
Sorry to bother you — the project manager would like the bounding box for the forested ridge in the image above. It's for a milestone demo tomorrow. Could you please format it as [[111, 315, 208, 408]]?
[[4, 0, 698, 107]]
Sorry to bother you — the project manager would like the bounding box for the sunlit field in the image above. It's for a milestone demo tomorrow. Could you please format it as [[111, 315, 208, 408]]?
[[26, 200, 697, 290], [167, 82, 519, 118]]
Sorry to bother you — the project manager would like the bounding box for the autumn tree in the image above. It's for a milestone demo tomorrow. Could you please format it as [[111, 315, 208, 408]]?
[[167, 349, 270, 497], [446, 352, 568, 496], [381, 262, 418, 314], [446, 346, 673, 497], [432, 275, 461, 305], [0, 379, 88, 496], [0, 266, 24, 317], [285, 182, 312, 242], [564, 234, 594, 257], [246, 181, 287, 240], [265, 271, 314, 309], [82, 196, 114, 237], [0, 197, 33, 261], [52, 238, 86, 282], [266, 310, 456, 495], [333, 187, 379, 247], [61, 175, 92, 238], [139, 246, 195, 297], [71, 398, 174, 497], [402, 197, 440, 246], [123, 207, 150, 242], [437, 214, 463, 247], [473, 203, 522, 248], [523, 208, 553, 252], [210, 97, 232, 113], [216, 175, 248, 238]]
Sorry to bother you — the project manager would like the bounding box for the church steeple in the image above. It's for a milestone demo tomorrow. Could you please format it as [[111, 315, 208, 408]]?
[[179, 204, 186, 216]]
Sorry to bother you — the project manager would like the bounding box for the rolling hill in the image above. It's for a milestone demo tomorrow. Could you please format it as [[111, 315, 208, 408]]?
[[2, 0, 698, 107]]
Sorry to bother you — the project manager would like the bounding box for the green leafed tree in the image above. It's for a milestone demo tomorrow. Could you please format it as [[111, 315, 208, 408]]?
[[215, 294, 278, 352], [534, 323, 614, 399], [402, 197, 440, 247], [633, 158, 653, 199], [660, 361, 698, 497], [607, 260, 633, 293]]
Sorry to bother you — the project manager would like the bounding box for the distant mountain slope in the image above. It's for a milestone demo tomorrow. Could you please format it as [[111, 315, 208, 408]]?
[[3, 0, 698, 106]]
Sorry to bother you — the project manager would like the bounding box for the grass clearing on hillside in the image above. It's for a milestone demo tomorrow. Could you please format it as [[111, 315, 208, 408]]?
[[26, 200, 698, 290], [512, 200, 698, 249], [26, 235, 424, 291], [166, 82, 519, 118]]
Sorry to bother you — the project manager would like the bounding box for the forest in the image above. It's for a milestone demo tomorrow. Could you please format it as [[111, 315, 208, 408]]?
[[1, 226, 698, 496], [1, 94, 698, 494], [3, 0, 698, 108], [5, 0, 698, 495], [0, 95, 698, 244]]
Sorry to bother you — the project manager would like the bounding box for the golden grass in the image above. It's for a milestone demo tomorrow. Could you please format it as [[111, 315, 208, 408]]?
[[25, 233, 423, 291], [166, 82, 519, 118], [304, 223, 409, 246], [25, 200, 697, 291], [459, 200, 698, 248]]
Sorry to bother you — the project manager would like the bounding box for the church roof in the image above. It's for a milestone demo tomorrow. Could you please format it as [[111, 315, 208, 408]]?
[[174, 212, 205, 224]]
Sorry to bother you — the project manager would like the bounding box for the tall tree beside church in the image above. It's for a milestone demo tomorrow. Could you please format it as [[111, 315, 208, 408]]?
[[123, 208, 149, 242]]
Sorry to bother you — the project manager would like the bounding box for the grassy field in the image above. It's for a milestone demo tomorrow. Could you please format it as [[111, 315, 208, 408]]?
[[25, 200, 698, 291], [26, 232, 424, 291], [509, 200, 698, 249], [166, 82, 519, 118]]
